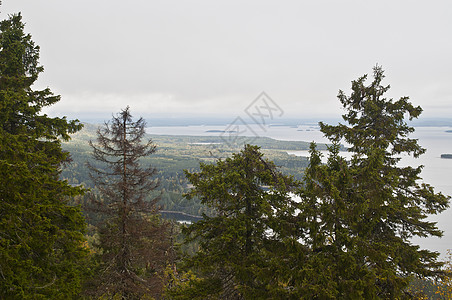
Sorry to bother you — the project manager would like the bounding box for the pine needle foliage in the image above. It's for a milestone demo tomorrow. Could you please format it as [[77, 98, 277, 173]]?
[[292, 66, 450, 299], [0, 13, 88, 298], [173, 145, 296, 299]]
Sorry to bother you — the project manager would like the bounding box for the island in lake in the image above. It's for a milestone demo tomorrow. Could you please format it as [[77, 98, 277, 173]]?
[[440, 154, 452, 159], [205, 130, 238, 133]]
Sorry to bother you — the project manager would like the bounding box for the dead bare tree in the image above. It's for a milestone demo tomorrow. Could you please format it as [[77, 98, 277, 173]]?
[[86, 106, 171, 299]]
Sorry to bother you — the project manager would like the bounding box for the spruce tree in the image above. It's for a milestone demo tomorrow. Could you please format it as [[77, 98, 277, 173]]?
[[173, 145, 296, 299], [0, 13, 89, 298], [87, 107, 171, 299], [293, 66, 450, 298]]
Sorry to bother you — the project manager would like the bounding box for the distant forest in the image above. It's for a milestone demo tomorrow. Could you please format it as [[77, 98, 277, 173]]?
[[61, 122, 315, 217]]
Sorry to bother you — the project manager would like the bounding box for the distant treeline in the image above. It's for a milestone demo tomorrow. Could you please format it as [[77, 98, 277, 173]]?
[[61, 124, 313, 217]]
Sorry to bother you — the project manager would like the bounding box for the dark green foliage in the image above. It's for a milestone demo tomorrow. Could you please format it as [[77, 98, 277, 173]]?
[[292, 66, 450, 298], [0, 13, 89, 298], [170, 145, 297, 299], [85, 107, 171, 299]]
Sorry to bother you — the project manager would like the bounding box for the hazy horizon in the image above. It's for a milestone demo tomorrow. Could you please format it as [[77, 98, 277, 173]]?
[[1, 1, 451, 121]]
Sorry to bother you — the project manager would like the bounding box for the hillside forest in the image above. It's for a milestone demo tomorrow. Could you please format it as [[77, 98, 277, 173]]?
[[1, 12, 452, 299]]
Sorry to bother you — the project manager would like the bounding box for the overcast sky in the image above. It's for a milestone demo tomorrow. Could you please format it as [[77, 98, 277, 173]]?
[[1, 0, 451, 122]]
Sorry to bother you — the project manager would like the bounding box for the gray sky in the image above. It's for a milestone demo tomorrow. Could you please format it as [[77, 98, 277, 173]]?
[[2, 0, 452, 121]]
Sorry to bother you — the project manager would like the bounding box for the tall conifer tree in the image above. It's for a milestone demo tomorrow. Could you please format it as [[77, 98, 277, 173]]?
[[0, 13, 89, 298], [292, 66, 450, 298], [87, 107, 171, 299], [173, 145, 296, 299]]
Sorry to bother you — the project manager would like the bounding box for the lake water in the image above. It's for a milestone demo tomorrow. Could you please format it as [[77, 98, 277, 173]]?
[[148, 124, 452, 258]]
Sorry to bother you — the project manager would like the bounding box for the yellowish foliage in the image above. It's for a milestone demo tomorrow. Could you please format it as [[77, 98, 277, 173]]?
[[435, 249, 452, 298]]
